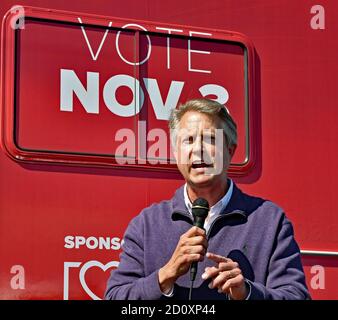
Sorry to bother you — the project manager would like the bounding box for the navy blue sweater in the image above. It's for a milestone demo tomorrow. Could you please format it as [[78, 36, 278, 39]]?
[[105, 183, 310, 300]]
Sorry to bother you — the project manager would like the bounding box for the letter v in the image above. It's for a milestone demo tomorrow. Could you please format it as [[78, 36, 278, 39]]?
[[78, 17, 112, 61]]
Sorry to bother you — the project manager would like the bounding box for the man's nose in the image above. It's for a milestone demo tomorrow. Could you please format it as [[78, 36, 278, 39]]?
[[192, 136, 204, 157]]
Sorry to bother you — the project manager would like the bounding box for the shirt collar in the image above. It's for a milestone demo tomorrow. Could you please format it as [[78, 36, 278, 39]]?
[[184, 179, 234, 215]]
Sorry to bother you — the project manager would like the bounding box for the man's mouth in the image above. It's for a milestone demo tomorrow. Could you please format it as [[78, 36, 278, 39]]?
[[191, 161, 213, 169]]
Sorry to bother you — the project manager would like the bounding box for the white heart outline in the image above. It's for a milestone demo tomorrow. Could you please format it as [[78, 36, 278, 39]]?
[[79, 260, 119, 300]]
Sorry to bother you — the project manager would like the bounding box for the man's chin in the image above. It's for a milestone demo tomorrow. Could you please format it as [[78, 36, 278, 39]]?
[[188, 176, 216, 188]]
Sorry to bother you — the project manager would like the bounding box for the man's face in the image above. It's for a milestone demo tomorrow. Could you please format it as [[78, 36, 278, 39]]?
[[174, 111, 235, 189]]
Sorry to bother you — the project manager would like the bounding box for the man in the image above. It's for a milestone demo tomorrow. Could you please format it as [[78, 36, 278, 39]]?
[[105, 98, 310, 300]]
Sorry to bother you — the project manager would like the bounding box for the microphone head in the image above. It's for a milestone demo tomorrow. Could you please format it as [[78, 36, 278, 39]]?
[[192, 198, 209, 219]]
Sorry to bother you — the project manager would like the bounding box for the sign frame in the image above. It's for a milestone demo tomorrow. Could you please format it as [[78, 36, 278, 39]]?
[[1, 5, 257, 176]]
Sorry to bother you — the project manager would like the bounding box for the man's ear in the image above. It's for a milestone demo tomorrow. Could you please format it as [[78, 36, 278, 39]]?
[[172, 148, 178, 161], [169, 130, 178, 161], [170, 141, 178, 162], [228, 144, 237, 159]]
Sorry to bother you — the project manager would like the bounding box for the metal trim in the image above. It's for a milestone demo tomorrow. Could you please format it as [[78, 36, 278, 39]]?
[[301, 250, 338, 257]]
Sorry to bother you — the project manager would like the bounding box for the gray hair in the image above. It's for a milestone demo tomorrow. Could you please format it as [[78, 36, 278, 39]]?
[[168, 98, 237, 147]]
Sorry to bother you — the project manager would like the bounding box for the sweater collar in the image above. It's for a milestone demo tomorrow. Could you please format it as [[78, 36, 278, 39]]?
[[183, 179, 234, 216], [171, 181, 248, 219]]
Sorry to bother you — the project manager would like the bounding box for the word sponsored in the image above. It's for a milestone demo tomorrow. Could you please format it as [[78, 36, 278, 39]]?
[[64, 235, 123, 250]]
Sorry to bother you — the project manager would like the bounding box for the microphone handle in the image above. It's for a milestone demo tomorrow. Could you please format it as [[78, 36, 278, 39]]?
[[190, 220, 205, 281]]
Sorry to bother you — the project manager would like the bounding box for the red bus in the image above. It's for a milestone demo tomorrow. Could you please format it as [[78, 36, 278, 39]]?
[[0, 0, 337, 299]]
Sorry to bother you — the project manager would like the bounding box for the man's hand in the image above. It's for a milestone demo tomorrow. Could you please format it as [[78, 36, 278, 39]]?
[[202, 252, 248, 300], [158, 226, 207, 294]]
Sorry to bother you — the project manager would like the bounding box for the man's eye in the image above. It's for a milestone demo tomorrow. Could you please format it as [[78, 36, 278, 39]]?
[[182, 136, 194, 144], [203, 136, 216, 144]]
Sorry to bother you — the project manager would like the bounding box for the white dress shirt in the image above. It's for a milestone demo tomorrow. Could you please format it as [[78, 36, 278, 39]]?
[[184, 179, 234, 233]]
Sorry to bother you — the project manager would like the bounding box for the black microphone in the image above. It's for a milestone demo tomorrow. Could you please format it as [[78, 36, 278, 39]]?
[[190, 198, 209, 282]]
